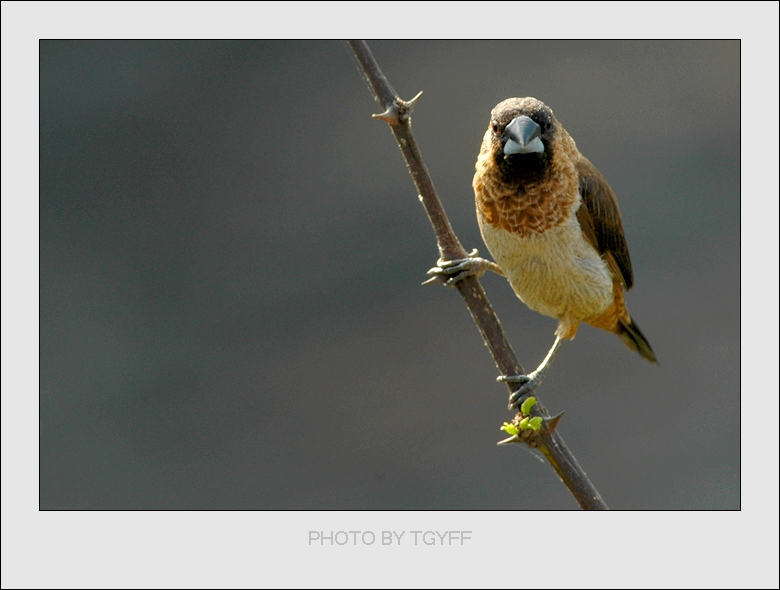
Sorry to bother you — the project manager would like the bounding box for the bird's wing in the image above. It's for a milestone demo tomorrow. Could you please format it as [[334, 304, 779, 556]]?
[[574, 157, 634, 289]]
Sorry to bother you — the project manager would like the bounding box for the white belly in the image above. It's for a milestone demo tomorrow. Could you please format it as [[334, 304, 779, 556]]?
[[479, 214, 614, 321]]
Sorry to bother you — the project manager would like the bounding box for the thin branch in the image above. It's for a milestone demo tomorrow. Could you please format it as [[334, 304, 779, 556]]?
[[349, 40, 608, 510]]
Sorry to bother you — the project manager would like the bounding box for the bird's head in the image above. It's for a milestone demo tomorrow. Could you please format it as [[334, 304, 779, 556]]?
[[486, 97, 557, 180]]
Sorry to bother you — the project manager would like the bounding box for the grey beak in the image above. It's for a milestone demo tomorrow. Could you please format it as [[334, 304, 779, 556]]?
[[503, 115, 545, 155]]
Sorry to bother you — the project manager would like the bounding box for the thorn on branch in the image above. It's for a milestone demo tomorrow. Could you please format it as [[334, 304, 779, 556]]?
[[543, 411, 565, 435], [421, 275, 446, 286], [372, 104, 400, 125], [372, 91, 423, 126], [402, 91, 423, 117], [497, 434, 520, 446]]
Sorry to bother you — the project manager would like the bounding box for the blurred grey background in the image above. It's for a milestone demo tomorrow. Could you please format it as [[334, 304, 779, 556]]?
[[40, 40, 739, 510]]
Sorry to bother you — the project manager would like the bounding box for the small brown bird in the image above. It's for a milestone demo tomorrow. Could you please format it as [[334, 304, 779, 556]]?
[[431, 97, 657, 407]]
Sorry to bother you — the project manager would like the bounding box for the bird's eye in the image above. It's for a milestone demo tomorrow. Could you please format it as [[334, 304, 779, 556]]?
[[491, 123, 500, 134]]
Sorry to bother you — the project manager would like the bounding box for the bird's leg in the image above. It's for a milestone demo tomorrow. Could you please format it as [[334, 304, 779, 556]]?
[[423, 248, 504, 287], [500, 336, 565, 408]]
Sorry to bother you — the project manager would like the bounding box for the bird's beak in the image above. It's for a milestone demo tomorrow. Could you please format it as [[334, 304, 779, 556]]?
[[503, 115, 544, 155]]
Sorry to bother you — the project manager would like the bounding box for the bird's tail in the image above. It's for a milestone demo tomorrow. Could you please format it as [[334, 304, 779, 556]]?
[[616, 317, 658, 364]]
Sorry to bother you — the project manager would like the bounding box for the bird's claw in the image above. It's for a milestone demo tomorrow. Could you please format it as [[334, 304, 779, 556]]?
[[423, 249, 502, 287], [499, 371, 544, 409]]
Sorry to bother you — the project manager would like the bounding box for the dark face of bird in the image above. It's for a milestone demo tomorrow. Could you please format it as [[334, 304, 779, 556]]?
[[488, 97, 556, 183]]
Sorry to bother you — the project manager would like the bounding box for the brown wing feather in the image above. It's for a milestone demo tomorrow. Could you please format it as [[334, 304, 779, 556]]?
[[574, 157, 634, 289]]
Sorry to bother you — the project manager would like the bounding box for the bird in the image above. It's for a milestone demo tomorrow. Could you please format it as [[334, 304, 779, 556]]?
[[429, 97, 657, 408]]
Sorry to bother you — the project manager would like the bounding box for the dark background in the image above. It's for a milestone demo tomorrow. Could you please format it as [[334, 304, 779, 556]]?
[[40, 40, 740, 510]]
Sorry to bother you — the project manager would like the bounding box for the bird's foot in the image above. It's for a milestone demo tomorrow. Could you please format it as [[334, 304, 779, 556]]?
[[499, 371, 545, 409], [422, 249, 503, 287]]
